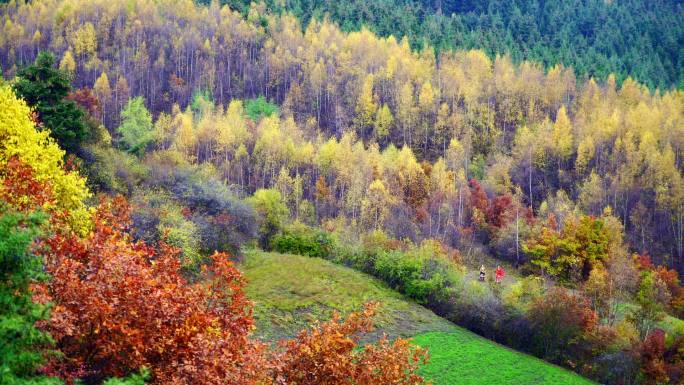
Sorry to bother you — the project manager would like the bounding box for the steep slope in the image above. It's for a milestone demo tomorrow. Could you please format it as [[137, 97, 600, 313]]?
[[241, 251, 595, 385]]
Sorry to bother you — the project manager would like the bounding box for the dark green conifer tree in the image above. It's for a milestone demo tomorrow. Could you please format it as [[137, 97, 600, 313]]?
[[13, 52, 88, 153]]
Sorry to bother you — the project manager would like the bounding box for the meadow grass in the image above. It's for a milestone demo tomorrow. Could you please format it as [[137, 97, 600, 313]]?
[[413, 331, 596, 385], [241, 250, 455, 341]]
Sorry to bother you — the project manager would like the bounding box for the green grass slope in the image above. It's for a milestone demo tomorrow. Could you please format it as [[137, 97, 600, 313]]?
[[241, 250, 455, 341], [241, 250, 595, 385], [413, 332, 595, 385]]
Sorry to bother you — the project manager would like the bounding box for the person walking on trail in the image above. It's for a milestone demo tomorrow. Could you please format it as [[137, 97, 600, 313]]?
[[495, 265, 505, 283], [479, 265, 486, 281]]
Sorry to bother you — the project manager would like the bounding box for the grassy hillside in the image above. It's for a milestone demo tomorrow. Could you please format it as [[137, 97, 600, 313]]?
[[241, 251, 595, 385], [413, 332, 595, 385], [241, 250, 456, 341]]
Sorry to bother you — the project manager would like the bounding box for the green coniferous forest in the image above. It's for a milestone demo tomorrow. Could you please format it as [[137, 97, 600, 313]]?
[[0, 0, 683, 384], [201, 0, 683, 89]]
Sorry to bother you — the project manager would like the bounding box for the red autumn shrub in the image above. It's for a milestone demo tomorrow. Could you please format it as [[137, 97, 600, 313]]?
[[35, 197, 270, 384], [0, 156, 56, 213], [639, 329, 668, 385], [528, 287, 598, 365]]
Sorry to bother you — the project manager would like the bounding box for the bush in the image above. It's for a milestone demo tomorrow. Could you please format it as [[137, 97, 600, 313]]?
[[504, 276, 545, 312], [247, 189, 288, 248], [80, 145, 148, 195], [375, 251, 429, 302], [452, 281, 508, 339], [527, 287, 598, 363], [131, 190, 202, 269], [354, 240, 461, 306], [592, 351, 640, 385], [270, 223, 335, 259], [142, 153, 257, 255], [244, 96, 279, 121]]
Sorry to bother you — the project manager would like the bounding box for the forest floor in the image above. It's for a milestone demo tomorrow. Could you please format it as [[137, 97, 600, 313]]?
[[240, 250, 596, 385]]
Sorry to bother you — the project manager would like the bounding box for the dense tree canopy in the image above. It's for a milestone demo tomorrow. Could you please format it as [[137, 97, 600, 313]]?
[[201, 0, 683, 89]]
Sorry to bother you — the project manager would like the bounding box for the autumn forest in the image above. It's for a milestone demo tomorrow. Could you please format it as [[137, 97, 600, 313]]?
[[1, 0, 683, 384]]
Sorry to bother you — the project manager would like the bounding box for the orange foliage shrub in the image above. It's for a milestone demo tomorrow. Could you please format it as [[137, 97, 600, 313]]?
[[274, 302, 428, 385]]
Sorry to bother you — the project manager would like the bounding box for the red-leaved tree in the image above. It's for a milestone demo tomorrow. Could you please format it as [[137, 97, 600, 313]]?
[[527, 287, 599, 366]]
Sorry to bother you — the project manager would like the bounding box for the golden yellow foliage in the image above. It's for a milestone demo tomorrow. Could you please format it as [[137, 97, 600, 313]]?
[[0, 85, 91, 233], [59, 50, 76, 76]]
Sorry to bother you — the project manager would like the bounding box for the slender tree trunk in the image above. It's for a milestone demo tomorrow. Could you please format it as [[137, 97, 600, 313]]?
[[515, 206, 520, 267]]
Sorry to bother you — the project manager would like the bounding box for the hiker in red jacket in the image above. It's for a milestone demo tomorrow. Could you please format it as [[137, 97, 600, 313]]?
[[495, 265, 505, 283]]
